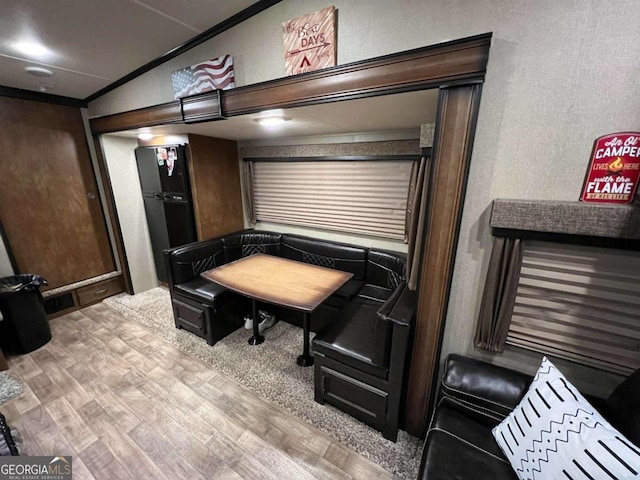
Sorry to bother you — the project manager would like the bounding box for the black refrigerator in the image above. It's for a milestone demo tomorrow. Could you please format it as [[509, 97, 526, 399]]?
[[135, 145, 196, 283]]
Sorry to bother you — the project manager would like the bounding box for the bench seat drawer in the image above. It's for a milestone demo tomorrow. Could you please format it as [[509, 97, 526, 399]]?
[[76, 276, 124, 306], [172, 297, 208, 335], [318, 365, 388, 429]]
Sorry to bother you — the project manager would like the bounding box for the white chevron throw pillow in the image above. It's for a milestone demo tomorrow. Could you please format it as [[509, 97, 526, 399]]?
[[492, 357, 640, 480]]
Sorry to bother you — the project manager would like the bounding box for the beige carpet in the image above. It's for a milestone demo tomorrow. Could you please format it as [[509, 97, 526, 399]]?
[[0, 372, 23, 406], [103, 287, 423, 479]]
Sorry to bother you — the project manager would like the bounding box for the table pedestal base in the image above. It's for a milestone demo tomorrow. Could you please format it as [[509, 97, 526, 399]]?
[[296, 354, 314, 367], [248, 299, 264, 346], [297, 312, 314, 367]]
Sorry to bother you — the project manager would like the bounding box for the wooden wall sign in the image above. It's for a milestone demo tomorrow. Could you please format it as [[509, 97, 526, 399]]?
[[283, 6, 336, 76], [580, 132, 640, 204]]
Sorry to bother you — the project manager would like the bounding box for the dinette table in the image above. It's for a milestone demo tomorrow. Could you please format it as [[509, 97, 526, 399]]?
[[201, 253, 352, 366]]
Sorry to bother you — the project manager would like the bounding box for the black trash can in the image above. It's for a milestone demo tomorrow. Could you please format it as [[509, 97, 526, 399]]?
[[0, 274, 51, 354]]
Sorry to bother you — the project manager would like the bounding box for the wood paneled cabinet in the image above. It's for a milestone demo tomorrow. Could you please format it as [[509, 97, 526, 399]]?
[[186, 134, 244, 240], [44, 275, 125, 319], [0, 96, 115, 290]]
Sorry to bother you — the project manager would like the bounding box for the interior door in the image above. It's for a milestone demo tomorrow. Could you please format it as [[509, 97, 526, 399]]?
[[134, 147, 162, 193], [0, 97, 115, 289], [142, 194, 170, 282]]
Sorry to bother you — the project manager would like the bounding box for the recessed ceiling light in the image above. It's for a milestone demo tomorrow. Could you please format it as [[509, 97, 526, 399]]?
[[138, 132, 155, 141], [13, 42, 50, 59], [253, 116, 291, 126], [25, 66, 54, 77]]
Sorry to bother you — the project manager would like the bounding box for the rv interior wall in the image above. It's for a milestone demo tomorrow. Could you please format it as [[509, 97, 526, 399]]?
[[0, 241, 14, 277], [87, 0, 640, 397], [102, 136, 159, 294]]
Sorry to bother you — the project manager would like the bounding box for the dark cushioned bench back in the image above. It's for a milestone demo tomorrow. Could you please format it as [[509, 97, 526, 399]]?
[[167, 238, 227, 285], [366, 249, 407, 289], [223, 231, 282, 262], [280, 234, 367, 280]]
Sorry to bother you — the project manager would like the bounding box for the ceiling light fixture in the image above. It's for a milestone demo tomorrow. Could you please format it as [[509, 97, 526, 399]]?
[[138, 132, 155, 141], [253, 116, 291, 127], [13, 42, 50, 59], [25, 66, 54, 77]]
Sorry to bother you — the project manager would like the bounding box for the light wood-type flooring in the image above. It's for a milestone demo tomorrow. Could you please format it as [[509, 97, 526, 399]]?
[[2, 304, 395, 479]]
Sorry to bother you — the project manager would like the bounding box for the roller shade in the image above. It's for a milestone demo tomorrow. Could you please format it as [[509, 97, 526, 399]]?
[[250, 159, 415, 239], [507, 241, 640, 374]]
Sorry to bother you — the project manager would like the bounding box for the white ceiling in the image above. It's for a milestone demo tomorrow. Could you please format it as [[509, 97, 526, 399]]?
[[110, 89, 440, 142], [0, 0, 257, 99], [1, 1, 440, 141]]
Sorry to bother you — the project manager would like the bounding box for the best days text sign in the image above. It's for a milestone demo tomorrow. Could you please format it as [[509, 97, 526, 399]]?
[[580, 132, 640, 204], [283, 6, 336, 76]]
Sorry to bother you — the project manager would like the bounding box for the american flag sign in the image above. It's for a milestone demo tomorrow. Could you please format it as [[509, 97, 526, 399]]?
[[171, 54, 235, 99]]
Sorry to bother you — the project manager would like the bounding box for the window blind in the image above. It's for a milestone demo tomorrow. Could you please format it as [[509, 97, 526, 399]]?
[[507, 241, 640, 374], [250, 159, 414, 239]]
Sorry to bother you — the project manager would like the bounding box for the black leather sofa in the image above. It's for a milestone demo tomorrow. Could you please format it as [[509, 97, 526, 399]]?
[[164, 229, 416, 440], [418, 354, 640, 480]]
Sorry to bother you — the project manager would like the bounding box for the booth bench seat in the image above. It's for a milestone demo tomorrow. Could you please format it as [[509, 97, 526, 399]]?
[[313, 283, 416, 441], [164, 229, 416, 440], [164, 229, 408, 344]]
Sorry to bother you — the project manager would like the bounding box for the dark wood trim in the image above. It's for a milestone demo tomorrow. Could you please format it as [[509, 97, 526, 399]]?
[[90, 101, 182, 134], [405, 84, 484, 437], [88, 33, 492, 134], [92, 137, 134, 295], [222, 33, 491, 117], [84, 0, 283, 103], [243, 155, 421, 162], [0, 85, 87, 108], [90, 34, 492, 437]]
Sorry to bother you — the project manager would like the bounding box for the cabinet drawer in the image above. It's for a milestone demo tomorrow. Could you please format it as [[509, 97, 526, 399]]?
[[173, 298, 207, 334], [320, 366, 388, 428], [76, 276, 124, 306]]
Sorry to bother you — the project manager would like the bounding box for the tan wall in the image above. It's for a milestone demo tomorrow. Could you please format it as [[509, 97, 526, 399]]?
[[102, 136, 159, 294], [0, 240, 14, 277], [88, 0, 640, 395]]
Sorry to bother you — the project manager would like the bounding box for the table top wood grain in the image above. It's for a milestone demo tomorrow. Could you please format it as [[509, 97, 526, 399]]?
[[201, 254, 353, 312]]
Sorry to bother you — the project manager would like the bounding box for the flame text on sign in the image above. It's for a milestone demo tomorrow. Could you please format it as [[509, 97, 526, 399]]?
[[580, 132, 640, 204]]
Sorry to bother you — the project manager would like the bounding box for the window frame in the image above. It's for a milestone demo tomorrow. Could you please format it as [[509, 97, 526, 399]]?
[[244, 155, 420, 240]]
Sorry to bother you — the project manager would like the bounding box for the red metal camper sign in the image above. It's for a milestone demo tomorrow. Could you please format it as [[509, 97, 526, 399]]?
[[580, 132, 640, 204]]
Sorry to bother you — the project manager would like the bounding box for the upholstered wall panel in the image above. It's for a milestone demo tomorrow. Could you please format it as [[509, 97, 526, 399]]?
[[490, 199, 640, 240]]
